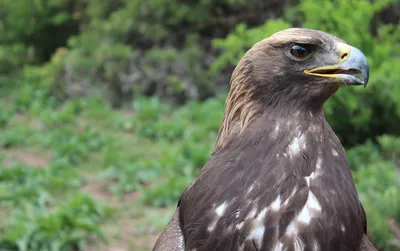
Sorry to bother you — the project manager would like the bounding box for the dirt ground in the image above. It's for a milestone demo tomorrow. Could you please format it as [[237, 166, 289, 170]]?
[[82, 175, 164, 251]]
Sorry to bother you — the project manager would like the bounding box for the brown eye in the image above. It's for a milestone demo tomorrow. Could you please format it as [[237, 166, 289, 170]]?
[[290, 44, 314, 60]]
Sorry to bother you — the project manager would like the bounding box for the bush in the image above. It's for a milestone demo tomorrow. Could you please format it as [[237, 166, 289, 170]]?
[[1, 0, 299, 106], [0, 0, 80, 73]]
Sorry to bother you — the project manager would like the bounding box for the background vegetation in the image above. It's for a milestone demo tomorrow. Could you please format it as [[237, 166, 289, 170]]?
[[0, 0, 399, 250]]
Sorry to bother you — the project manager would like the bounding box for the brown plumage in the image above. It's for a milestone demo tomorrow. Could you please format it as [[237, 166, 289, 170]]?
[[153, 28, 376, 251]]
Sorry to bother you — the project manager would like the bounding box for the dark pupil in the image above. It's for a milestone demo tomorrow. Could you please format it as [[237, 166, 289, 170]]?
[[291, 44, 310, 58]]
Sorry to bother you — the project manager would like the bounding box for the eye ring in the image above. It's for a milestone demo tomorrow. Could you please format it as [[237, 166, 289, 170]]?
[[290, 43, 314, 60]]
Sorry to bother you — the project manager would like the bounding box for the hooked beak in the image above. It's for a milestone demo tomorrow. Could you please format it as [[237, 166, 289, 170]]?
[[304, 43, 369, 87]]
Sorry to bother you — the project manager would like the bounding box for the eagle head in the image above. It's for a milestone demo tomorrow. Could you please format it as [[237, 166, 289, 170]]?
[[237, 28, 369, 103]]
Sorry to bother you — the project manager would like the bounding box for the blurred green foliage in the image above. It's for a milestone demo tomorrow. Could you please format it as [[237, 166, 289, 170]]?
[[0, 0, 399, 250]]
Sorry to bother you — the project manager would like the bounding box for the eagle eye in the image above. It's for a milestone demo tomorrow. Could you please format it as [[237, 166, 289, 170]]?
[[290, 44, 314, 60]]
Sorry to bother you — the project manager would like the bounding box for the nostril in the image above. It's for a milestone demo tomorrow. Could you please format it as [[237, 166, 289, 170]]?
[[341, 53, 348, 60]]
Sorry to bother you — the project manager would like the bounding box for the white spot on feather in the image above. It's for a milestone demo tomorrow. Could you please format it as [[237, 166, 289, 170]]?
[[273, 242, 284, 251], [236, 221, 244, 230], [232, 209, 240, 219], [283, 188, 298, 207], [341, 224, 346, 232], [288, 132, 307, 157], [281, 190, 322, 239], [316, 156, 322, 169], [313, 239, 319, 251], [207, 201, 227, 232], [285, 221, 299, 236], [305, 177, 310, 186], [298, 191, 321, 224], [288, 137, 301, 155], [311, 155, 324, 178], [271, 123, 280, 138], [310, 124, 317, 132], [307, 192, 321, 211], [248, 183, 256, 194], [246, 209, 268, 249], [246, 183, 258, 198], [247, 225, 265, 248], [257, 208, 268, 222], [310, 171, 317, 179], [246, 208, 257, 220], [207, 220, 217, 232], [332, 148, 338, 156], [297, 207, 312, 225], [215, 201, 227, 216], [284, 222, 305, 251], [270, 196, 281, 211], [243, 208, 269, 249]]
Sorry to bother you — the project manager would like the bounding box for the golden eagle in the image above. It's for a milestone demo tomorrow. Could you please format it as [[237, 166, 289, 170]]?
[[152, 28, 377, 251]]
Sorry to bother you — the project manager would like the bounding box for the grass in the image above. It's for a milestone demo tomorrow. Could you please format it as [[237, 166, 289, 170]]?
[[0, 92, 226, 250]]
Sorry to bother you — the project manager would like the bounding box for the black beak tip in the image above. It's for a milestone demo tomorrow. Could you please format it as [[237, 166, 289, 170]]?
[[363, 68, 369, 88]]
